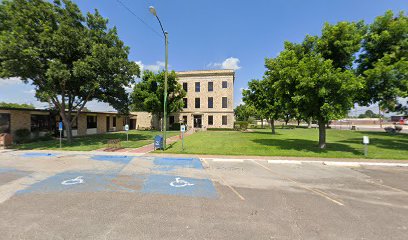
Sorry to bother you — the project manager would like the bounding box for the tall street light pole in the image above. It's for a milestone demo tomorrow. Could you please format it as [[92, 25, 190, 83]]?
[[149, 6, 168, 150]]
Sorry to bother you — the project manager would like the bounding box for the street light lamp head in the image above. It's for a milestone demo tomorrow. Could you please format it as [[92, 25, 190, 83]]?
[[149, 6, 157, 16]]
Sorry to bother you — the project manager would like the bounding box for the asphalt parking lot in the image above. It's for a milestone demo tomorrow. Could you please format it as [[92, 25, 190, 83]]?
[[0, 151, 407, 239]]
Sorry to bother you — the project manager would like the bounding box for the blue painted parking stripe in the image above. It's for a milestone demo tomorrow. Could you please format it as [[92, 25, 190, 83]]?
[[21, 152, 57, 158], [153, 157, 203, 170], [91, 155, 134, 164]]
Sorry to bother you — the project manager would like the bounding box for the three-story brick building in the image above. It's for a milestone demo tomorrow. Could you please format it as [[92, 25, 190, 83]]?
[[168, 69, 235, 129]]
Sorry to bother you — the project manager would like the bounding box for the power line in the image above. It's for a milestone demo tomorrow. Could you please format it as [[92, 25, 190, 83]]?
[[115, 0, 163, 39]]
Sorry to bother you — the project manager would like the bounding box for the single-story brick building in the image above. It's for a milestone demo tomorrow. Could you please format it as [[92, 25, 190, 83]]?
[[0, 107, 146, 138]]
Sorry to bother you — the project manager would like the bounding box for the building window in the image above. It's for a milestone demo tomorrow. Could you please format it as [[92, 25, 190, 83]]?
[[169, 116, 175, 125], [195, 82, 200, 92], [222, 116, 228, 125], [113, 117, 116, 127], [87, 116, 97, 128], [31, 115, 50, 132], [195, 98, 200, 108], [222, 97, 228, 108], [0, 113, 10, 133], [208, 97, 213, 108], [183, 98, 188, 108], [208, 115, 213, 125], [182, 116, 187, 124], [208, 82, 213, 92], [222, 81, 228, 88], [183, 82, 188, 92]]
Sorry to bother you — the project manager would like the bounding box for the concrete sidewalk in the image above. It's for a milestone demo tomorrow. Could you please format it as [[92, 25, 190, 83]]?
[[146, 152, 408, 167]]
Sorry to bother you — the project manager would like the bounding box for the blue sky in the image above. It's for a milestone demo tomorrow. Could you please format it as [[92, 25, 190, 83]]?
[[0, 0, 407, 114]]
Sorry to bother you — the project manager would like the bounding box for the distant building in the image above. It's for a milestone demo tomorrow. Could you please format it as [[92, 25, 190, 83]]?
[[170, 69, 235, 129]]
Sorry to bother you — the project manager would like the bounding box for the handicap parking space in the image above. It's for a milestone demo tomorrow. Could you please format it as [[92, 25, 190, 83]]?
[[9, 154, 219, 199], [17, 171, 144, 194], [141, 174, 218, 199]]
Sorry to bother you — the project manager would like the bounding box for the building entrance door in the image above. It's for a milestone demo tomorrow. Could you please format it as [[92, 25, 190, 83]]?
[[193, 115, 202, 128], [106, 116, 110, 132]]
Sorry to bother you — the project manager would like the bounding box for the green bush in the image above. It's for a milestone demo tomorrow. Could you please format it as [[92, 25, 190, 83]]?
[[14, 129, 31, 143], [234, 121, 249, 130], [169, 122, 181, 131]]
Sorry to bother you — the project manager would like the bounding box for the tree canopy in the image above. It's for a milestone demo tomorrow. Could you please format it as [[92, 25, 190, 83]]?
[[0, 0, 139, 141], [261, 21, 364, 148], [357, 11, 408, 113], [130, 70, 186, 124], [234, 104, 258, 122], [0, 102, 35, 109]]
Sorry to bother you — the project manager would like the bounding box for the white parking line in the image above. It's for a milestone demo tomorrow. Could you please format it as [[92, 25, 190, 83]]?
[[207, 158, 245, 163], [267, 160, 408, 167], [253, 161, 345, 206], [201, 158, 245, 201]]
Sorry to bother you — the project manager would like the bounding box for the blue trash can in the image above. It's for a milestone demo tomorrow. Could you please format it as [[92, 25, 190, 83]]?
[[154, 135, 163, 150]]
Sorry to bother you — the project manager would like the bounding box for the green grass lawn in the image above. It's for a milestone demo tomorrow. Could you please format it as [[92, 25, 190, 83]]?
[[14, 130, 179, 151], [164, 128, 408, 160]]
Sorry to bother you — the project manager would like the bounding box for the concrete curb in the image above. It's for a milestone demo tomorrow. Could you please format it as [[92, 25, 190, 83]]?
[[201, 158, 408, 167]]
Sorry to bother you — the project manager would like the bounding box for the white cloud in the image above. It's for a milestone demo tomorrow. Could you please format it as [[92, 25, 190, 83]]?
[[135, 60, 167, 73], [23, 89, 36, 94], [0, 77, 22, 86], [207, 57, 241, 71]]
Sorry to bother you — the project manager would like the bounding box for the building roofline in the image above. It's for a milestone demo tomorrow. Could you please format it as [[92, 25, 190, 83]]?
[[0, 107, 50, 112], [0, 107, 127, 115], [176, 69, 234, 76]]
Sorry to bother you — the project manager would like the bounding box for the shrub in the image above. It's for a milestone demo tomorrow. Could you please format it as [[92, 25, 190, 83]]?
[[395, 125, 403, 132], [14, 128, 31, 143], [234, 121, 249, 130], [169, 122, 181, 131], [384, 127, 396, 133]]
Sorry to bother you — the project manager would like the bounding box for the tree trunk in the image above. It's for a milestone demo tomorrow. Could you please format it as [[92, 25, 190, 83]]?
[[270, 119, 276, 134], [307, 118, 312, 128], [297, 119, 300, 126], [285, 115, 289, 126], [261, 119, 264, 128], [59, 112, 73, 143], [318, 120, 326, 149]]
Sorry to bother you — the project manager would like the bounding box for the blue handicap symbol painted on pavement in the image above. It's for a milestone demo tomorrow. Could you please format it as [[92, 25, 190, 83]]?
[[17, 171, 139, 194], [91, 155, 134, 164], [141, 174, 217, 199], [153, 157, 203, 170], [21, 152, 57, 158]]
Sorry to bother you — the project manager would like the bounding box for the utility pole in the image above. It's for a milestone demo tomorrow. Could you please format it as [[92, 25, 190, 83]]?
[[149, 6, 168, 150]]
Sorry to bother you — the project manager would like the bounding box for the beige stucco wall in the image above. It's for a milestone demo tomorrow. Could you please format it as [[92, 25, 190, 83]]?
[[175, 69, 235, 129], [130, 112, 158, 130]]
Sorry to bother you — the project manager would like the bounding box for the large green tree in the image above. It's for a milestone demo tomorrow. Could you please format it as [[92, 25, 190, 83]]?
[[0, 0, 139, 141], [357, 10, 408, 113], [130, 70, 186, 128], [293, 53, 362, 148], [243, 79, 280, 134], [234, 104, 257, 122]]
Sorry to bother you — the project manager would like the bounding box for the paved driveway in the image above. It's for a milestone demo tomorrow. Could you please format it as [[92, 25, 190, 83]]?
[[0, 151, 407, 239]]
